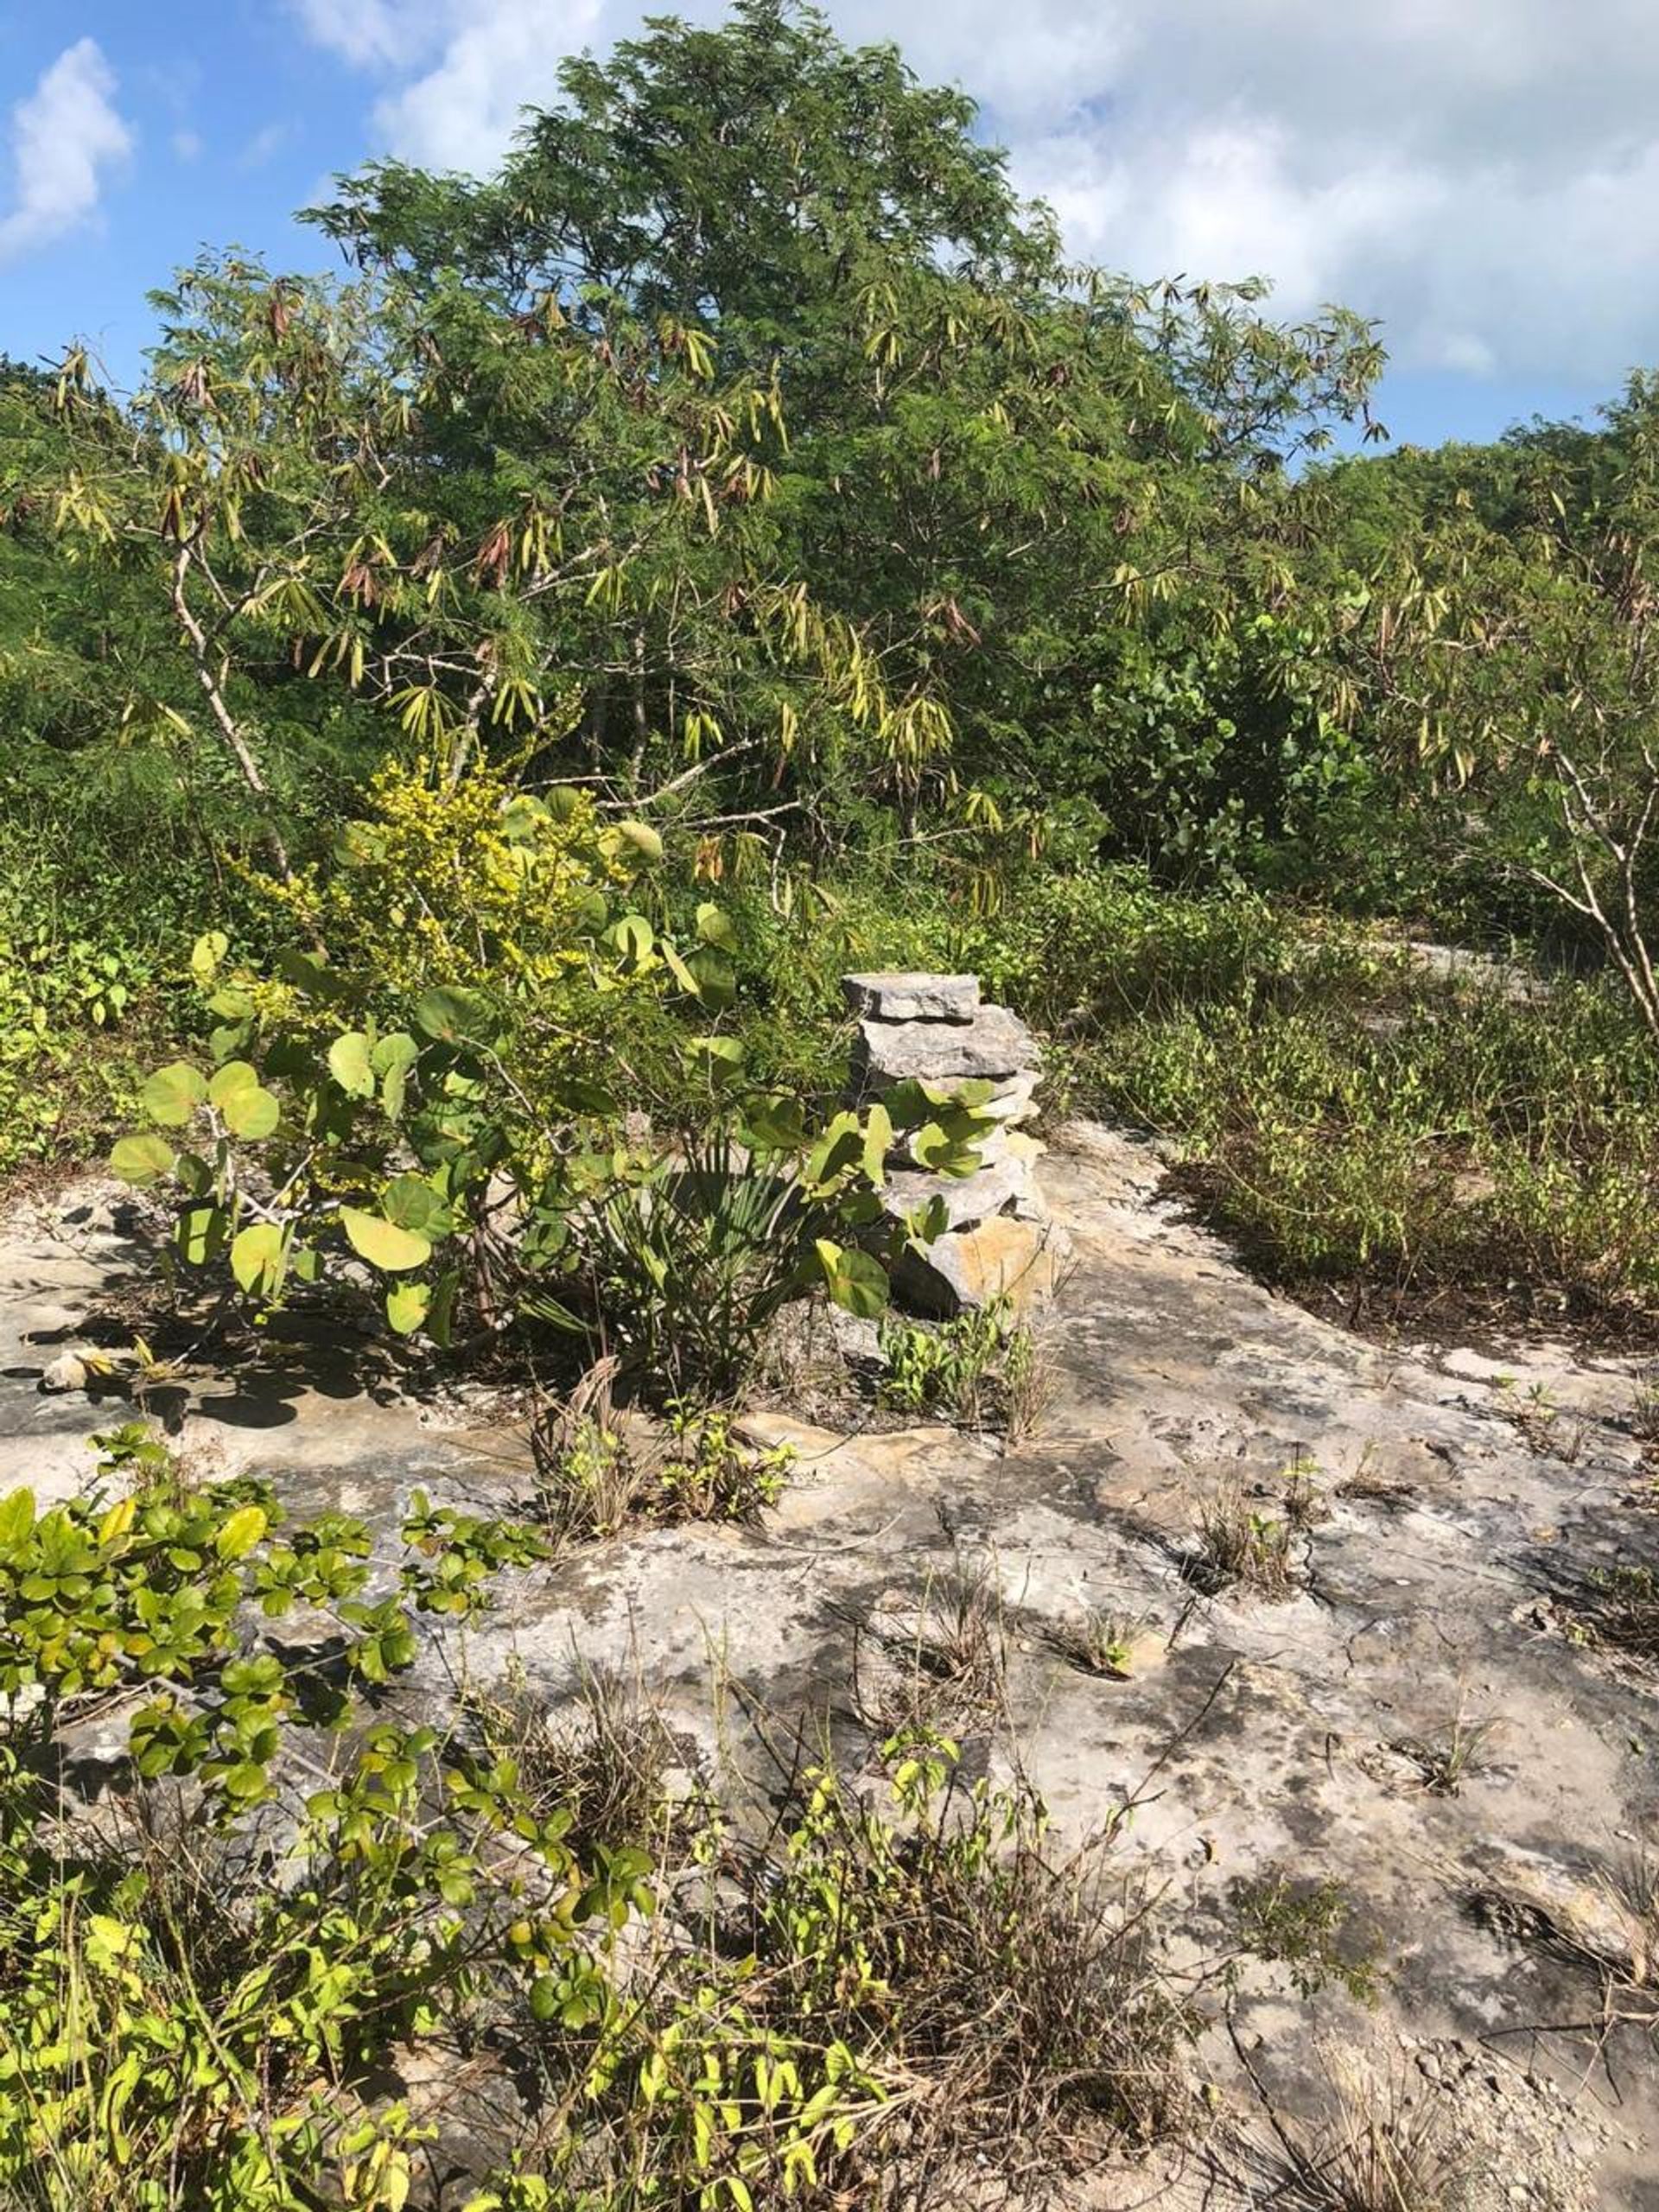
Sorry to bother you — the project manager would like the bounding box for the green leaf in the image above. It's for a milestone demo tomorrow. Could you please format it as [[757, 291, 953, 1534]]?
[[608, 913, 654, 969], [695, 901, 735, 948], [222, 1084, 280, 1140], [824, 1247, 888, 1319], [178, 1204, 230, 1268], [143, 1061, 207, 1128], [861, 1102, 893, 1187], [214, 1503, 269, 1560], [273, 946, 341, 1000], [231, 1223, 286, 1297], [372, 1032, 419, 1119], [207, 1061, 281, 1138], [414, 987, 501, 1049], [327, 1031, 376, 1100], [912, 1120, 982, 1177], [340, 1207, 433, 1274], [685, 946, 735, 1009], [385, 1280, 430, 1335], [0, 1488, 35, 1551], [111, 1133, 175, 1185], [190, 930, 229, 982], [687, 1034, 745, 1089], [615, 817, 664, 861], [383, 1174, 442, 1235], [804, 1110, 862, 1189], [660, 938, 701, 995], [742, 1095, 805, 1151]]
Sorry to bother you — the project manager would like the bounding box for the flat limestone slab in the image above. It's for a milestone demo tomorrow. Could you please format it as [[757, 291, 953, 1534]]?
[[855, 1003, 1036, 1084], [842, 971, 981, 1023]]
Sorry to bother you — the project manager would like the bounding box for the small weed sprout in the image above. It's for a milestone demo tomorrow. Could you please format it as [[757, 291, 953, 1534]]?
[[532, 1404, 791, 1544], [1281, 1452, 1328, 1530], [1231, 1869, 1385, 2004], [1191, 1483, 1295, 1597], [878, 1295, 1046, 1436], [1392, 1705, 1503, 1796], [1049, 1605, 1152, 1679]]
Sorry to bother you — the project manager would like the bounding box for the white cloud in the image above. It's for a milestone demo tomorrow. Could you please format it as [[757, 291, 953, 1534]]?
[[239, 120, 293, 170], [287, 0, 1659, 385], [0, 38, 133, 264]]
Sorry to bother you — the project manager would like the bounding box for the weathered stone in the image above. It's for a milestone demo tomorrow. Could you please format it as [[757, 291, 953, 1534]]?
[[842, 970, 980, 1024], [884, 1149, 1040, 1232], [855, 1004, 1036, 1087], [980, 1071, 1039, 1126], [892, 1213, 1065, 1316]]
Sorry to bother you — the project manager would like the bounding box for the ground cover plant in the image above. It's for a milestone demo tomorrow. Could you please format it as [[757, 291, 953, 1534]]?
[[0, 1430, 1200, 2212]]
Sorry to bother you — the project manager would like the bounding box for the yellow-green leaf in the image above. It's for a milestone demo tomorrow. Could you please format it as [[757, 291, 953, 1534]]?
[[385, 1280, 430, 1335], [340, 1207, 432, 1273], [111, 1133, 175, 1185], [214, 1503, 269, 1560], [231, 1222, 285, 1296], [143, 1061, 207, 1127], [327, 1031, 376, 1100]]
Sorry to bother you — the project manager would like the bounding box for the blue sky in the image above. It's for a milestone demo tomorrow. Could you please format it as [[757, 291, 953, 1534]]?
[[2, 1, 1647, 449]]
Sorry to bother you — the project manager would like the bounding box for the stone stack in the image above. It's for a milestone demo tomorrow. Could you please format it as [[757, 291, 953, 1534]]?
[[842, 971, 1065, 1315]]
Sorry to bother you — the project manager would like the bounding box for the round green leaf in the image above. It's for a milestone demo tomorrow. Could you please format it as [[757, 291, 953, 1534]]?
[[220, 1083, 281, 1140], [111, 1133, 175, 1185], [825, 1247, 889, 1319], [177, 1203, 229, 1268], [340, 1206, 433, 1274], [385, 1280, 431, 1335], [231, 1223, 286, 1296], [190, 930, 229, 982], [695, 900, 735, 948], [615, 817, 664, 861], [143, 1061, 207, 1128], [327, 1031, 376, 1100], [686, 946, 736, 1009], [383, 1174, 442, 1235], [608, 913, 654, 968], [414, 987, 502, 1048]]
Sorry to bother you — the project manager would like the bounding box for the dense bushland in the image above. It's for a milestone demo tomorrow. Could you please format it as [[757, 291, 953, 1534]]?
[[5, 3, 1657, 1329]]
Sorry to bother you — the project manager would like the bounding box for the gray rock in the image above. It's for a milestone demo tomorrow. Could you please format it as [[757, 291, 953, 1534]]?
[[842, 971, 980, 1024], [884, 1152, 1040, 1232], [980, 1071, 1039, 1126], [855, 1005, 1037, 1087]]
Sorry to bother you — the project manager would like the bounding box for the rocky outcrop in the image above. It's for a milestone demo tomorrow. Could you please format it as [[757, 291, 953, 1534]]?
[[843, 970, 1067, 1314]]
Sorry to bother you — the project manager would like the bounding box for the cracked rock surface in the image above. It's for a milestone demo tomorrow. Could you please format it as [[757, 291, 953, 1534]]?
[[4, 1126, 1659, 2207]]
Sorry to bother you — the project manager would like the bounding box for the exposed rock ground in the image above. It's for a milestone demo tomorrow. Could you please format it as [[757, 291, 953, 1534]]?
[[3, 1124, 1658, 2208]]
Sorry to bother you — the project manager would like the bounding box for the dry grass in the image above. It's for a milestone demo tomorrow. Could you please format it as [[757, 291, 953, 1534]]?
[[1577, 1560, 1659, 1661], [1391, 1702, 1504, 1796], [1188, 1482, 1296, 1598], [468, 1661, 676, 1855], [1260, 2057, 1476, 2211]]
